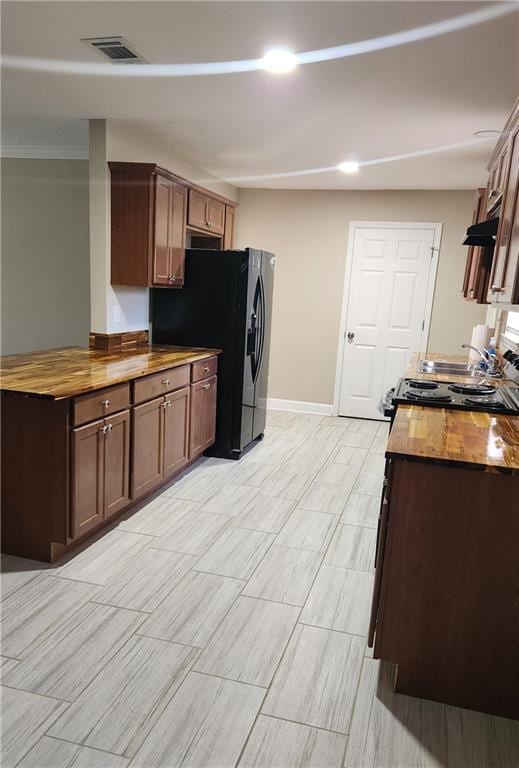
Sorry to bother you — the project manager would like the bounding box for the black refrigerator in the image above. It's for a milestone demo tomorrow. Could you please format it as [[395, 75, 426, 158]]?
[[151, 247, 275, 460]]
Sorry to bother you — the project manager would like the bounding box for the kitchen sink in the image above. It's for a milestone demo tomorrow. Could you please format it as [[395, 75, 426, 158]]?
[[419, 360, 480, 377]]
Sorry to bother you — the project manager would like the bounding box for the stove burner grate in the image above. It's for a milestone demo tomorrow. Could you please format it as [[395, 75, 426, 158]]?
[[407, 379, 439, 390], [405, 390, 453, 403], [448, 383, 497, 396]]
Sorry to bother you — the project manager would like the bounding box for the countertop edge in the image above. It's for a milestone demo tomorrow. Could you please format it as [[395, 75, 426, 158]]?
[[385, 449, 519, 475]]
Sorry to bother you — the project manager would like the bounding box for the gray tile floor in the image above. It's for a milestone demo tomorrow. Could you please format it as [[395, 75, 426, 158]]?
[[2, 410, 519, 768]]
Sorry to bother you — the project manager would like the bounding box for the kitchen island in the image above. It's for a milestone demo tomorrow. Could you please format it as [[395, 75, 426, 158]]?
[[369, 402, 519, 720], [1, 345, 220, 562]]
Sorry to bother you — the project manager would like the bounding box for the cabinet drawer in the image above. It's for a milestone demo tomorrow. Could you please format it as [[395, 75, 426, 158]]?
[[133, 365, 190, 405], [191, 356, 218, 383], [73, 383, 130, 427]]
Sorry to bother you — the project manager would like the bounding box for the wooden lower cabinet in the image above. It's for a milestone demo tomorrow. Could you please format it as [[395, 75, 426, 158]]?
[[132, 397, 164, 499], [72, 410, 130, 538], [189, 376, 217, 459], [163, 386, 190, 479]]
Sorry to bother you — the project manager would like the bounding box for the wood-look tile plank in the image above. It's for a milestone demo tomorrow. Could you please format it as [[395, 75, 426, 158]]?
[[225, 461, 277, 488], [117, 497, 197, 537], [260, 467, 314, 500], [238, 715, 346, 768], [338, 431, 376, 448], [162, 470, 225, 504], [300, 565, 374, 636], [0, 687, 68, 768], [53, 529, 149, 586], [298, 482, 350, 515], [1, 656, 20, 677], [130, 671, 263, 768], [315, 463, 360, 488], [243, 546, 322, 606], [150, 510, 232, 556], [325, 524, 377, 572], [341, 494, 380, 528], [18, 736, 130, 767], [262, 624, 364, 733], [194, 527, 275, 580], [139, 571, 244, 648], [198, 483, 259, 517], [344, 659, 449, 768], [275, 509, 338, 553], [48, 636, 197, 758], [92, 548, 194, 613], [3, 603, 144, 701], [1, 575, 98, 658], [351, 454, 385, 496], [236, 494, 296, 533], [330, 446, 369, 466], [1, 554, 48, 600], [194, 596, 299, 687]]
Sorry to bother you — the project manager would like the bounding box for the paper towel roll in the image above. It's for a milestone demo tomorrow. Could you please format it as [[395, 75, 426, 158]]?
[[468, 324, 492, 361]]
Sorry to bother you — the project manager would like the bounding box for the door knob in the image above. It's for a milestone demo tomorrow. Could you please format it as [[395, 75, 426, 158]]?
[[347, 332, 355, 341]]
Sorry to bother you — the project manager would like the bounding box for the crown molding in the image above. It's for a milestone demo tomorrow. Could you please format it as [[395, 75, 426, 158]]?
[[1, 145, 89, 160]]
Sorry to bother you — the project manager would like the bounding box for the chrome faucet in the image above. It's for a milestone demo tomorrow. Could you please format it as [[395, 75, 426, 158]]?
[[461, 344, 502, 377]]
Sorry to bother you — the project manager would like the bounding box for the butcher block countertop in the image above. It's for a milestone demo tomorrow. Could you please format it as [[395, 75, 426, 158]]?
[[0, 345, 221, 399], [387, 404, 519, 473]]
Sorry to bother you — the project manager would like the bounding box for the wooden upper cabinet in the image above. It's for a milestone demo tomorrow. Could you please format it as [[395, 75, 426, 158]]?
[[187, 189, 226, 235], [462, 188, 490, 304], [487, 121, 519, 304], [110, 162, 236, 288], [486, 142, 511, 215], [224, 205, 236, 249]]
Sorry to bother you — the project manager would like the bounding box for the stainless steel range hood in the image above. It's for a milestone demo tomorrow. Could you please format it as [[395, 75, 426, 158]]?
[[462, 217, 499, 247]]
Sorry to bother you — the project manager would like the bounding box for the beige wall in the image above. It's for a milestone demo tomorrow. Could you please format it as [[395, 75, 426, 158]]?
[[1, 158, 90, 354], [236, 188, 487, 405]]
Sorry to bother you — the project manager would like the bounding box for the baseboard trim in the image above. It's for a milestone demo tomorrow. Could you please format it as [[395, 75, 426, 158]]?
[[267, 398, 334, 415]]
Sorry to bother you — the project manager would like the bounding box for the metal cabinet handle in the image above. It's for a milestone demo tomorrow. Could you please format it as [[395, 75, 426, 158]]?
[[491, 286, 503, 293], [202, 383, 211, 390], [163, 400, 172, 408], [169, 275, 177, 283], [162, 379, 170, 386], [101, 399, 110, 408], [106, 423, 113, 432], [203, 366, 210, 373]]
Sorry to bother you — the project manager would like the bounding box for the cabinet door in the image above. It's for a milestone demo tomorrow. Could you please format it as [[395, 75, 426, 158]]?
[[223, 205, 236, 249], [463, 188, 487, 301], [489, 126, 519, 304], [153, 175, 172, 285], [187, 189, 208, 230], [163, 386, 190, 479], [104, 410, 130, 518], [71, 419, 104, 538], [189, 376, 217, 459], [132, 397, 163, 498], [206, 198, 225, 235], [169, 183, 187, 287]]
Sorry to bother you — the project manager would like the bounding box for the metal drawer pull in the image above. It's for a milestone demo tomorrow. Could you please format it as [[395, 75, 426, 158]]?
[[162, 379, 170, 386], [106, 423, 113, 432], [203, 366, 210, 373], [99, 425, 108, 435], [163, 400, 172, 408], [202, 383, 211, 390], [101, 399, 110, 408]]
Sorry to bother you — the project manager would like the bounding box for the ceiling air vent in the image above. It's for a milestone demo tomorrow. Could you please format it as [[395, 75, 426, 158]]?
[[82, 36, 147, 64]]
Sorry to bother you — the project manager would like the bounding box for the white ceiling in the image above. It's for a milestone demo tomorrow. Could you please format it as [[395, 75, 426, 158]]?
[[3, 1, 518, 189]]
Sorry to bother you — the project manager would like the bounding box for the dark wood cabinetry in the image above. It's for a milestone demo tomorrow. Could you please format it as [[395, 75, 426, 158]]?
[[189, 375, 217, 459], [110, 163, 187, 289], [187, 189, 225, 235], [72, 409, 130, 538], [111, 162, 237, 289], [1, 351, 218, 563], [464, 99, 519, 305], [462, 188, 491, 303]]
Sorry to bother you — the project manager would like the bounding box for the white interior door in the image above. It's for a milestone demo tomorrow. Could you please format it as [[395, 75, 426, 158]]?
[[337, 223, 440, 420]]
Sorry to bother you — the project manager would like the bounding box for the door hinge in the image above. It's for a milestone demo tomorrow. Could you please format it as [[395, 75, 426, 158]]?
[[430, 246, 439, 257], [421, 319, 425, 331]]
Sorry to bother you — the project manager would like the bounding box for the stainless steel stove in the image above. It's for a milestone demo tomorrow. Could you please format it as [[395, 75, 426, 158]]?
[[392, 378, 519, 415]]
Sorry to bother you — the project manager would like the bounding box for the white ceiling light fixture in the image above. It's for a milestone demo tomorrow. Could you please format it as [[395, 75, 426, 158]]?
[[261, 49, 297, 74], [338, 161, 360, 174], [473, 130, 501, 138]]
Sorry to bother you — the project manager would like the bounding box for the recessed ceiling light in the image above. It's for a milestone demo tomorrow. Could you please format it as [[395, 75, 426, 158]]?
[[338, 161, 360, 174], [261, 49, 297, 74], [473, 130, 501, 138]]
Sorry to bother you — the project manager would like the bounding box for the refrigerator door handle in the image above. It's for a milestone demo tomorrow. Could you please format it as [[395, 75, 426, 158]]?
[[255, 275, 266, 382]]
